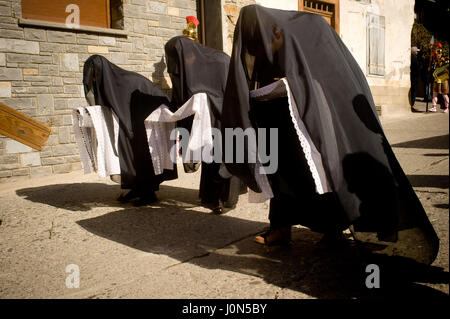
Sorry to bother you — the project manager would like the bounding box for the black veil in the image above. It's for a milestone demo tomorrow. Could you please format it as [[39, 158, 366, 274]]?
[[83, 55, 177, 192], [222, 5, 439, 264], [165, 36, 242, 208], [165, 36, 230, 129]]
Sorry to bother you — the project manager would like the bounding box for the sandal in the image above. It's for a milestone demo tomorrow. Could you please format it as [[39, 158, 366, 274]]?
[[316, 232, 346, 250], [254, 227, 292, 246]]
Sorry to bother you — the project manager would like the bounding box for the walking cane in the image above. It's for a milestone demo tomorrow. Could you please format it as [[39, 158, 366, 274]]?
[[426, 37, 435, 113]]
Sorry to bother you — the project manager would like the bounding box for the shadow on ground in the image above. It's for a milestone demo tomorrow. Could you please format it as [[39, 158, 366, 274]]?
[[15, 183, 449, 299], [15, 183, 201, 211], [391, 135, 449, 150], [407, 175, 450, 189]]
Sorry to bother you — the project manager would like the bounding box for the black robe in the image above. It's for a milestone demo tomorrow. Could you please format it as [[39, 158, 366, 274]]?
[[222, 5, 439, 264], [83, 55, 177, 193], [165, 36, 242, 206]]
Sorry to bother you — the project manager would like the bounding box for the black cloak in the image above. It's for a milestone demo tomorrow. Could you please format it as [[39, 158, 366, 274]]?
[[83, 55, 177, 192], [222, 5, 439, 264], [165, 36, 242, 206]]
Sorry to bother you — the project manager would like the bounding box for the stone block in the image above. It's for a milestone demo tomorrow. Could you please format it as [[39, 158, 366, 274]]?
[[147, 1, 167, 14], [30, 55, 53, 64], [6, 53, 30, 63], [63, 85, 79, 95], [68, 98, 86, 109], [24, 28, 47, 41], [30, 166, 52, 177], [60, 53, 79, 72], [5, 140, 32, 154], [41, 157, 65, 165], [23, 68, 38, 75], [169, 0, 191, 9], [22, 152, 41, 167], [110, 52, 127, 64], [13, 168, 30, 176], [63, 115, 73, 125], [168, 7, 180, 16], [0, 53, 5, 66], [0, 81, 11, 97], [99, 36, 116, 46], [52, 163, 72, 174], [39, 65, 59, 76], [0, 67, 22, 81], [58, 126, 71, 144], [47, 30, 76, 44], [144, 36, 164, 49], [40, 43, 62, 53], [0, 38, 39, 54], [87, 46, 109, 54], [37, 94, 54, 115], [52, 144, 78, 156], [0, 98, 35, 110], [0, 170, 12, 178], [133, 19, 148, 34]]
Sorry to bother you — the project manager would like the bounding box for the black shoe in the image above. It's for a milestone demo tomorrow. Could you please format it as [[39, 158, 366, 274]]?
[[132, 192, 158, 207], [201, 200, 223, 214], [117, 189, 140, 203], [212, 206, 223, 214]]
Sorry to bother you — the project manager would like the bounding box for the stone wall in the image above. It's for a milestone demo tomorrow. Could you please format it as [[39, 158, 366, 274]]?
[[0, 0, 197, 183], [223, 0, 256, 55]]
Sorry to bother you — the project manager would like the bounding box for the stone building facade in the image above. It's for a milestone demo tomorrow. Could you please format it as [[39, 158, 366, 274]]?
[[0, 0, 416, 183], [0, 0, 197, 183]]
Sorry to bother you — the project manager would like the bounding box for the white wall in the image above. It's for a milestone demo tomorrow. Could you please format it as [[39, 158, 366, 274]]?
[[340, 0, 414, 88], [254, 0, 298, 11]]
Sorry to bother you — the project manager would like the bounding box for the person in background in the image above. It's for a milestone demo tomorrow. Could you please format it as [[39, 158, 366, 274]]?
[[430, 48, 449, 113], [410, 46, 420, 112]]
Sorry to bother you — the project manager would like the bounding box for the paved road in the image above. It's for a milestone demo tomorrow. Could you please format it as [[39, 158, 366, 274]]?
[[0, 107, 448, 299]]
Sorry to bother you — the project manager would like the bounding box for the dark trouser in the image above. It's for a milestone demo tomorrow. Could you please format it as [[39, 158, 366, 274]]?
[[199, 162, 241, 207], [411, 78, 418, 106], [250, 96, 348, 234]]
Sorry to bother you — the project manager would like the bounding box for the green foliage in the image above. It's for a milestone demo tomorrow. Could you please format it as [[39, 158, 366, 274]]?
[[412, 21, 449, 64]]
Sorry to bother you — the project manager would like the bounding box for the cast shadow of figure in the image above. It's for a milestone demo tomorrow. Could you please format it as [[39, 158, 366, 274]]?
[[407, 174, 449, 189], [15, 180, 448, 298], [392, 135, 449, 150], [152, 56, 170, 95], [15, 183, 200, 212], [76, 202, 449, 299], [342, 95, 441, 267]]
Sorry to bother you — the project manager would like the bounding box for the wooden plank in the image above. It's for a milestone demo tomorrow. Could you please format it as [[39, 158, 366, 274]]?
[[0, 102, 51, 151]]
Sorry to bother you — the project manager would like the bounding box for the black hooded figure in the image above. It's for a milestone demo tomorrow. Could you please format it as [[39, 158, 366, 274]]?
[[165, 35, 244, 214], [222, 5, 439, 265], [83, 55, 177, 205]]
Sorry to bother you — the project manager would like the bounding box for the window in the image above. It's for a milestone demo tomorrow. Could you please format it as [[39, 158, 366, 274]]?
[[21, 0, 123, 30], [299, 0, 340, 34], [366, 13, 385, 76]]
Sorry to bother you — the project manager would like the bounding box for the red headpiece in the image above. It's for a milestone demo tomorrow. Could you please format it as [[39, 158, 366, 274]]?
[[186, 16, 199, 26]]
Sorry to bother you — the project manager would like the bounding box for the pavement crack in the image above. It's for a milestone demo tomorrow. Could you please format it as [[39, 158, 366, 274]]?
[[162, 229, 266, 270]]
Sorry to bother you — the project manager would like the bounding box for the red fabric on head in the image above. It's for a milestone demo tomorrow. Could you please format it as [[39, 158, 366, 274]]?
[[186, 16, 199, 26]]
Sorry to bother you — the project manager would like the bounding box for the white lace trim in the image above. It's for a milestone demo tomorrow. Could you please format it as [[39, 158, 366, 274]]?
[[282, 78, 325, 194]]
